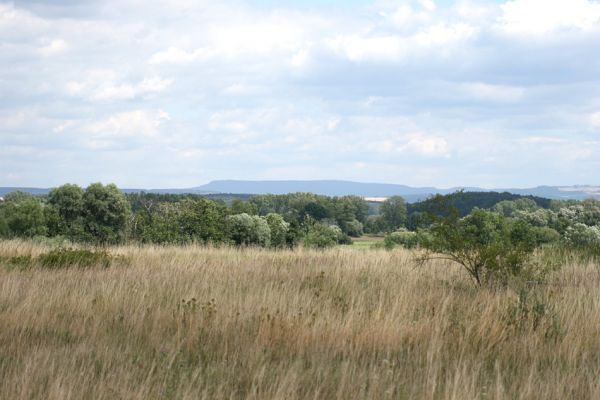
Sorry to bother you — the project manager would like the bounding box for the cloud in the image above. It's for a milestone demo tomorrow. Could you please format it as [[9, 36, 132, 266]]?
[[149, 47, 204, 65], [499, 0, 600, 35], [2, 0, 600, 187], [461, 82, 525, 102], [84, 110, 170, 142], [591, 112, 600, 129], [66, 71, 172, 101], [400, 133, 450, 157], [39, 38, 68, 56]]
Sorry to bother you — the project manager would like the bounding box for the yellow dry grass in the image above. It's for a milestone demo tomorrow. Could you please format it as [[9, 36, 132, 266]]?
[[1, 240, 600, 399]]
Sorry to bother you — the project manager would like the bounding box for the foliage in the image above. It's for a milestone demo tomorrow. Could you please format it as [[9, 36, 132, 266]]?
[[409, 191, 551, 221], [530, 226, 561, 246], [82, 183, 131, 244], [564, 223, 600, 248], [493, 198, 539, 217], [363, 215, 387, 234], [227, 213, 271, 247], [230, 198, 258, 215], [302, 222, 342, 249], [0, 196, 47, 238], [37, 248, 113, 269], [47, 184, 85, 239], [265, 213, 290, 248], [344, 218, 364, 237], [418, 205, 537, 286], [248, 193, 368, 236], [379, 196, 407, 231], [384, 229, 419, 249], [135, 198, 228, 244]]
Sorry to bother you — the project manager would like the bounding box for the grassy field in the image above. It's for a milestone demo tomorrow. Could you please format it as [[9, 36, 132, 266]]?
[[342, 236, 385, 250], [1, 240, 600, 399]]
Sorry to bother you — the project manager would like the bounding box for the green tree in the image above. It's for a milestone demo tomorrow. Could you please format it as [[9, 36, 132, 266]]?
[[564, 223, 600, 248], [0, 196, 48, 238], [265, 213, 290, 248], [47, 184, 85, 239], [230, 199, 258, 215], [133, 198, 227, 244], [227, 213, 271, 247], [302, 222, 340, 249], [380, 196, 407, 231], [82, 183, 131, 244], [419, 206, 537, 286]]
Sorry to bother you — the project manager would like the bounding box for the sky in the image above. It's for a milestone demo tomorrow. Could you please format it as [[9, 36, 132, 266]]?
[[1, 0, 600, 189]]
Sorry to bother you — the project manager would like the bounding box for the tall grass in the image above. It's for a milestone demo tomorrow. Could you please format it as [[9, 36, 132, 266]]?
[[1, 240, 599, 399]]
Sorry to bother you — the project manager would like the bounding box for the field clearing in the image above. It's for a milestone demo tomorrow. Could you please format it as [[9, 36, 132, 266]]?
[[1, 241, 600, 399], [342, 236, 385, 250]]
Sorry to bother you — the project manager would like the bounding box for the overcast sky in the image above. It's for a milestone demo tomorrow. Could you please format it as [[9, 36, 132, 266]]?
[[1, 0, 600, 189]]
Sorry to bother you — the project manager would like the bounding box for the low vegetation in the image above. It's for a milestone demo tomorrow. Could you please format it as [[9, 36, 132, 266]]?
[[1, 240, 600, 399]]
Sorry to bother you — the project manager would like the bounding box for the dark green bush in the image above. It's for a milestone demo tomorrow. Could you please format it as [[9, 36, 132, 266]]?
[[0, 255, 33, 271], [384, 229, 419, 249], [38, 248, 113, 269]]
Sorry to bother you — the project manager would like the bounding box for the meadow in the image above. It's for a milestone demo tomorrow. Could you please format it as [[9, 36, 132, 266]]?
[[1, 240, 600, 399]]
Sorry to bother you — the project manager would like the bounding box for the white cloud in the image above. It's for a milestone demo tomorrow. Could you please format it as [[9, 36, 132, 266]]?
[[66, 71, 171, 101], [419, 0, 437, 12], [39, 39, 68, 56], [499, 0, 600, 35], [462, 82, 525, 102], [591, 112, 600, 128], [400, 133, 450, 157], [85, 110, 170, 139], [520, 136, 567, 144], [148, 47, 205, 65]]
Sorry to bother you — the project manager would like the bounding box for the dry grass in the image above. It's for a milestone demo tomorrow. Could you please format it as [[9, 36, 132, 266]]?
[[1, 240, 600, 399]]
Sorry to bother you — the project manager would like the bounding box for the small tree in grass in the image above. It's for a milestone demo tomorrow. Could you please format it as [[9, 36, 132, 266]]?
[[418, 197, 537, 286]]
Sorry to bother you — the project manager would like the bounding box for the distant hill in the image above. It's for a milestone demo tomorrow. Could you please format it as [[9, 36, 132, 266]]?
[[192, 180, 600, 201], [1, 180, 599, 201], [0, 187, 51, 197], [408, 191, 553, 218]]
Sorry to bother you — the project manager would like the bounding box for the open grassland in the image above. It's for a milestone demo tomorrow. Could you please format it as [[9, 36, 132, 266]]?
[[1, 241, 600, 399], [341, 236, 385, 250]]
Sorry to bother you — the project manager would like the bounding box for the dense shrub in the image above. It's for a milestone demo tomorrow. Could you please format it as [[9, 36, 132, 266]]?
[[227, 213, 271, 247], [0, 255, 33, 271], [82, 183, 131, 244], [0, 195, 48, 238], [38, 248, 113, 269], [384, 229, 419, 249], [564, 223, 600, 248], [302, 223, 341, 249], [530, 227, 561, 246], [344, 219, 364, 237], [265, 213, 290, 248], [419, 208, 538, 286]]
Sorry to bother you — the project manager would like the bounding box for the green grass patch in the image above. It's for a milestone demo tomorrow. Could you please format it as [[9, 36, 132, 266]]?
[[38, 248, 113, 269]]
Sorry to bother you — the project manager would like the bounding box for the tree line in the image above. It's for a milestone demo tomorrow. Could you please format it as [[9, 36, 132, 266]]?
[[0, 184, 376, 248], [1, 183, 599, 253]]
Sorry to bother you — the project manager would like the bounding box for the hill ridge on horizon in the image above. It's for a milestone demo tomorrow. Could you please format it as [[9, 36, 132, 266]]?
[[2, 180, 599, 201]]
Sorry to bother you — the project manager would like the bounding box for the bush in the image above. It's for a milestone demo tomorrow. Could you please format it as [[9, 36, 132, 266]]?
[[302, 223, 340, 249], [418, 207, 538, 286], [227, 213, 271, 247], [0, 255, 33, 271], [38, 248, 113, 269], [384, 229, 419, 249], [344, 219, 364, 237], [564, 223, 600, 248], [530, 227, 561, 246], [266, 213, 290, 248]]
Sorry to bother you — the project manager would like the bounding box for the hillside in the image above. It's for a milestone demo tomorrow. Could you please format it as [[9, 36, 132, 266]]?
[[2, 181, 599, 201]]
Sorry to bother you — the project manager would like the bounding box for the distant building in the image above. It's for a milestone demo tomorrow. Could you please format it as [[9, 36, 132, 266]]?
[[363, 197, 388, 203]]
